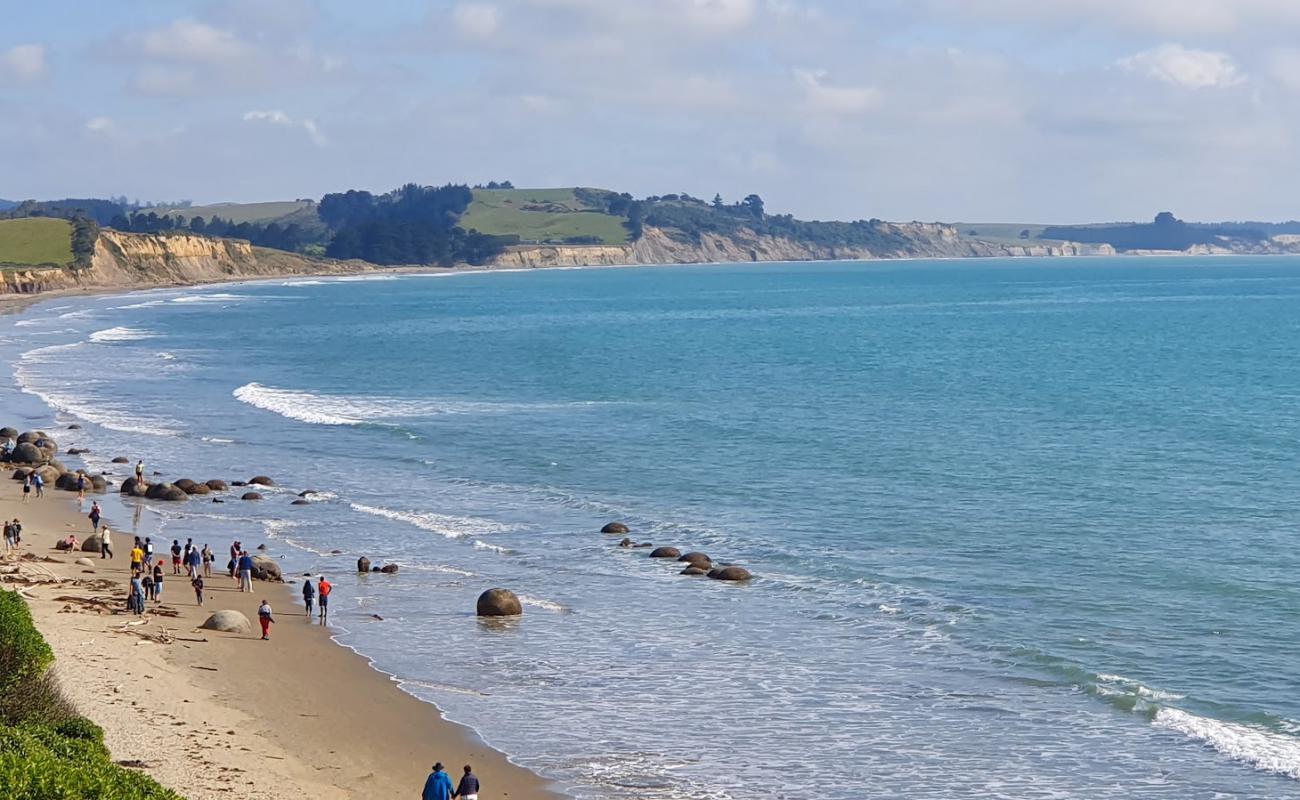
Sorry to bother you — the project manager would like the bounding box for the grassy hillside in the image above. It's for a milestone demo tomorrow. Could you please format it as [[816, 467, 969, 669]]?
[[0, 218, 74, 266], [953, 222, 1075, 246], [158, 200, 313, 224], [461, 188, 629, 244]]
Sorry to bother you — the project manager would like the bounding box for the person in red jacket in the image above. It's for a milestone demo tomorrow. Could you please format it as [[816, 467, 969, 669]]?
[[316, 576, 331, 625]]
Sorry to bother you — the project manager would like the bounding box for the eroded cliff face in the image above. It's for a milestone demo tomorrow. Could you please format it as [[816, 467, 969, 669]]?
[[0, 231, 363, 296], [491, 224, 1116, 269]]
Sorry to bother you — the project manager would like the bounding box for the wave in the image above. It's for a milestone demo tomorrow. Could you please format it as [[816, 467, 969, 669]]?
[[349, 502, 512, 539], [517, 595, 569, 613], [116, 299, 167, 310], [234, 383, 362, 425], [156, 352, 177, 361], [89, 326, 157, 343], [171, 293, 245, 305], [1155, 708, 1300, 780], [58, 309, 94, 320], [13, 319, 42, 327], [473, 540, 512, 554], [333, 274, 399, 282], [281, 279, 325, 286]]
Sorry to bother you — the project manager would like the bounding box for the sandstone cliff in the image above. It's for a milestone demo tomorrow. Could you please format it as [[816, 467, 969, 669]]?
[[0, 231, 365, 296], [492, 224, 1116, 269]]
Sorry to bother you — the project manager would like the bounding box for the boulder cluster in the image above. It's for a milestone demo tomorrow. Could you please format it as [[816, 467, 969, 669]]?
[[603, 521, 753, 582]]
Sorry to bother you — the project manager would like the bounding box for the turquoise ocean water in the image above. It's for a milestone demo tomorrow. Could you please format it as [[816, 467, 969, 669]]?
[[3, 257, 1300, 798]]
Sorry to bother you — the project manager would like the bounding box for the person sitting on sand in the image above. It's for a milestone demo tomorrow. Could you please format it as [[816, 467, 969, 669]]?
[[302, 579, 315, 620], [56, 534, 79, 551], [257, 599, 275, 640], [454, 764, 480, 800], [317, 575, 331, 624], [153, 559, 165, 603], [99, 527, 113, 559], [422, 762, 454, 800]]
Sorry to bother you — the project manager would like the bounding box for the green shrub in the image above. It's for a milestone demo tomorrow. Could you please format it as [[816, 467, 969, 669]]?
[[0, 591, 54, 696], [0, 725, 182, 799]]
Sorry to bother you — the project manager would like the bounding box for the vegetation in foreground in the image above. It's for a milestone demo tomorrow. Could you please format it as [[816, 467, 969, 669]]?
[[0, 218, 75, 267], [0, 589, 182, 799]]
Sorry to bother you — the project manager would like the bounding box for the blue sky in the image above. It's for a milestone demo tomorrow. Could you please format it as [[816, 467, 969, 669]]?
[[4, 0, 1300, 222]]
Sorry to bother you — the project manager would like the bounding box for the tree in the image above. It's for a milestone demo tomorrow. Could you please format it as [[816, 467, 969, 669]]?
[[712, 193, 724, 209], [742, 194, 764, 220], [189, 216, 207, 234]]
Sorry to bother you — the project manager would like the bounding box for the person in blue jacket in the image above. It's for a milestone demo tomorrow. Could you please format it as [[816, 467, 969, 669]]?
[[421, 762, 454, 800]]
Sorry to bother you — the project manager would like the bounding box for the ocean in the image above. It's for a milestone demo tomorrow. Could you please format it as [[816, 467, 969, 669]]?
[[3, 257, 1300, 799]]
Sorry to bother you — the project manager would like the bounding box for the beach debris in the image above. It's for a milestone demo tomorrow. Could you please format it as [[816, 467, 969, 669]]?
[[649, 547, 681, 559], [240, 492, 263, 501], [476, 588, 522, 617], [248, 475, 275, 486], [357, 557, 371, 572], [200, 610, 252, 633], [707, 566, 753, 582], [601, 521, 629, 534]]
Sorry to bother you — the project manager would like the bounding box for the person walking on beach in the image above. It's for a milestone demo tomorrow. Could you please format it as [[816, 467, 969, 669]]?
[[21, 473, 31, 504], [76, 472, 86, 503], [192, 574, 204, 606], [171, 540, 182, 575], [99, 526, 113, 559], [88, 501, 101, 534], [153, 559, 165, 603], [257, 599, 274, 640], [422, 763, 454, 800], [302, 578, 315, 620], [238, 551, 254, 593], [144, 537, 154, 565], [10, 519, 19, 547], [32, 470, 44, 499], [3, 521, 13, 553], [201, 544, 213, 577], [454, 764, 480, 800], [142, 570, 154, 602], [130, 540, 144, 573], [317, 575, 331, 625]]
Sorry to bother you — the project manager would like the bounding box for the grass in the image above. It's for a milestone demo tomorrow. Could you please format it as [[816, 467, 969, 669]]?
[[0, 218, 74, 266], [461, 188, 629, 245], [952, 222, 1076, 246], [156, 200, 313, 224]]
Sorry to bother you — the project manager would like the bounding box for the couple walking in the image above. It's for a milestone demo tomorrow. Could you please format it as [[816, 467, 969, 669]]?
[[421, 763, 478, 800]]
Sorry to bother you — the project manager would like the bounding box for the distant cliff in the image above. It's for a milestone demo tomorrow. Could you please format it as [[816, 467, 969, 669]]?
[[0, 230, 365, 296], [492, 223, 1116, 268]]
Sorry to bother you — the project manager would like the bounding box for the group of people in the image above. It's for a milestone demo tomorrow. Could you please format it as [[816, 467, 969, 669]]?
[[2, 518, 22, 551], [126, 536, 212, 612], [422, 763, 480, 800], [300, 574, 331, 624], [20, 470, 44, 502]]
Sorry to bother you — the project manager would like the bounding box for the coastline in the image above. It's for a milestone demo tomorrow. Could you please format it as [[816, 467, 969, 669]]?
[[1, 473, 561, 799]]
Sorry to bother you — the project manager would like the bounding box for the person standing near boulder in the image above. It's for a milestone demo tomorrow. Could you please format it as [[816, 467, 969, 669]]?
[[171, 540, 182, 574], [454, 764, 480, 800], [153, 559, 165, 603], [76, 472, 86, 503], [238, 551, 254, 592], [317, 575, 331, 625], [257, 599, 275, 640], [32, 471, 43, 499], [302, 579, 315, 620], [100, 526, 113, 559], [88, 501, 101, 533], [21, 473, 31, 504], [422, 763, 454, 800], [135, 460, 145, 485]]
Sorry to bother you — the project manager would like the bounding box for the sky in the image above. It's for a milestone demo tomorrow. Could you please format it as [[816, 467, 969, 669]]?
[[3, 0, 1300, 222]]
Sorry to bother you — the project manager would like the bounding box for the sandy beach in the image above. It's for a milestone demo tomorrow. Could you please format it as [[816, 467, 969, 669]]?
[[0, 470, 560, 799]]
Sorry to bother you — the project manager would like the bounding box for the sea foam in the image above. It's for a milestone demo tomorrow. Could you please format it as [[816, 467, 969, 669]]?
[[1155, 708, 1300, 780], [349, 502, 512, 539]]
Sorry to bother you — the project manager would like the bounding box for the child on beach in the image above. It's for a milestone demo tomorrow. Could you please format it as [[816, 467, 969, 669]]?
[[257, 599, 274, 640], [192, 574, 204, 606], [153, 559, 164, 603], [302, 579, 315, 620]]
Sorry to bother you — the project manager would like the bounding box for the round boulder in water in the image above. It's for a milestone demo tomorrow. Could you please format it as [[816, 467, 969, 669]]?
[[241, 492, 263, 501], [707, 566, 752, 582], [601, 522, 629, 534], [111, 456, 129, 464], [145, 483, 188, 502], [677, 552, 711, 566], [173, 478, 199, 493], [205, 479, 228, 491], [89, 475, 108, 493], [248, 475, 274, 486], [378, 563, 399, 574], [290, 499, 310, 506], [357, 557, 371, 572], [649, 546, 681, 559], [200, 610, 251, 634], [54, 473, 80, 492], [250, 555, 282, 582], [11, 443, 43, 464], [680, 566, 709, 576], [477, 588, 522, 617], [119, 477, 146, 497]]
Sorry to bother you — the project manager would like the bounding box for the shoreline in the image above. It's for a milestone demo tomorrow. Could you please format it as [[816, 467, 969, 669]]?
[[1, 468, 562, 799]]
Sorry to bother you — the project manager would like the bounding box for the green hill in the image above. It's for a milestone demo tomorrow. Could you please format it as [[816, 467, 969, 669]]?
[[158, 200, 313, 224], [0, 218, 74, 266], [461, 188, 629, 244]]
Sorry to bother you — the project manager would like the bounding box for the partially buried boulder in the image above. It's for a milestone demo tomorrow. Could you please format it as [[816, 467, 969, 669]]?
[[476, 588, 522, 617], [248, 476, 274, 487], [200, 610, 251, 634], [111, 456, 129, 464], [11, 443, 42, 464], [67, 424, 81, 430], [145, 483, 189, 502], [205, 479, 228, 491], [54, 473, 79, 492], [680, 566, 709, 576], [74, 557, 94, 568], [15, 432, 41, 445], [240, 492, 262, 501], [119, 477, 147, 497], [378, 563, 399, 574], [601, 522, 629, 534], [10, 468, 29, 481], [173, 478, 199, 493], [649, 547, 681, 559], [357, 557, 371, 573], [89, 475, 107, 493], [82, 534, 103, 553], [677, 552, 711, 566], [707, 566, 752, 582], [249, 555, 282, 582], [188, 483, 211, 496], [34, 465, 60, 485]]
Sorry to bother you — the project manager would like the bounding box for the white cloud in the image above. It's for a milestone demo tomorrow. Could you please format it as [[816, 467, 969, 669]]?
[[137, 19, 250, 64], [1118, 44, 1243, 89], [243, 110, 327, 146], [85, 116, 114, 133], [794, 68, 882, 115], [679, 0, 757, 32], [453, 3, 501, 39], [1, 44, 47, 82]]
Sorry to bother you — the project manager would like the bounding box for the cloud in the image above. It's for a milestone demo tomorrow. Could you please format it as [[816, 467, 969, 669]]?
[[794, 68, 882, 115], [243, 110, 327, 146], [137, 19, 250, 64], [1, 44, 47, 82], [453, 3, 501, 39], [1118, 44, 1244, 88], [85, 116, 113, 134]]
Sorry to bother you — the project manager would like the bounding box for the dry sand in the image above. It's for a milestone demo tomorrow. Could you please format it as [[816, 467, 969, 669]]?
[[0, 477, 561, 799]]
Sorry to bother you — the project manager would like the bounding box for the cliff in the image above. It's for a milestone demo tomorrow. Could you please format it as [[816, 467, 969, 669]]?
[[0, 230, 366, 296], [492, 224, 1116, 269]]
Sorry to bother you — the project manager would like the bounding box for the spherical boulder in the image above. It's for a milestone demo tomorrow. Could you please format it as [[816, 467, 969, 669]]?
[[11, 442, 43, 464], [248, 475, 274, 486], [54, 473, 80, 492], [74, 557, 94, 568], [15, 432, 40, 445], [357, 557, 371, 572], [66, 447, 86, 455], [66, 424, 81, 430], [241, 492, 263, 501], [476, 588, 522, 617], [677, 552, 711, 566], [0, 427, 16, 439], [82, 534, 103, 553], [601, 522, 629, 534], [290, 499, 310, 506], [11, 468, 29, 481], [145, 483, 188, 502], [378, 563, 399, 574], [707, 566, 752, 582], [249, 555, 282, 582], [680, 566, 709, 576], [111, 456, 129, 464], [231, 480, 247, 487], [119, 477, 147, 497], [649, 546, 681, 559], [173, 478, 199, 493], [188, 483, 211, 495], [34, 438, 58, 455], [205, 479, 228, 491], [200, 610, 251, 634], [34, 465, 60, 485], [89, 475, 108, 493]]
